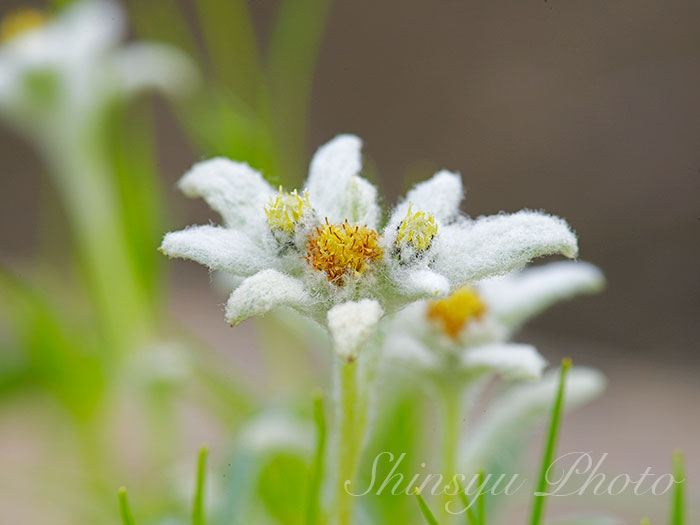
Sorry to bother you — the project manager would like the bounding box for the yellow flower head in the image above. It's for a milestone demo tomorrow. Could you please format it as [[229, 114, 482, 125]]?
[[265, 188, 311, 233], [426, 287, 486, 339], [1, 8, 47, 43], [306, 219, 383, 282], [395, 203, 438, 251]]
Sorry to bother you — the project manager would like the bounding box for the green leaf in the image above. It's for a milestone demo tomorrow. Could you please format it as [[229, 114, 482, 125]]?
[[671, 451, 685, 525], [118, 487, 136, 525], [414, 487, 439, 525], [193, 447, 208, 525], [529, 358, 572, 525], [193, 0, 264, 108]]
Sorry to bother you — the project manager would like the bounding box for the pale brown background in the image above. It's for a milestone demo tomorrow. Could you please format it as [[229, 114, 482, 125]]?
[[1, 0, 699, 522]]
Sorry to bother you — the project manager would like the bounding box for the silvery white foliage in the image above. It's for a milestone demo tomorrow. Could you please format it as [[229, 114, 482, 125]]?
[[458, 367, 606, 475], [161, 134, 579, 358], [381, 261, 603, 382], [0, 1, 196, 147]]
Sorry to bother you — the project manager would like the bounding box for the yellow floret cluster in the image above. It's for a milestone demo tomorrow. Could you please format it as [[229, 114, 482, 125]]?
[[306, 219, 383, 282], [426, 286, 486, 339], [395, 203, 438, 251], [0, 8, 47, 43], [265, 188, 310, 233]]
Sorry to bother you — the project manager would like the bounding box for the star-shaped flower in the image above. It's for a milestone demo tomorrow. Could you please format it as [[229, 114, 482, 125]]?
[[161, 135, 579, 359], [382, 260, 604, 381]]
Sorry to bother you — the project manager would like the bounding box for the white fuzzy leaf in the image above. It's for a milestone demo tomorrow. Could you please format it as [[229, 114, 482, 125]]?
[[433, 210, 579, 286], [480, 261, 605, 332], [461, 343, 547, 380], [178, 158, 274, 230], [112, 42, 197, 97], [225, 270, 311, 325], [160, 225, 268, 275], [306, 134, 379, 226]]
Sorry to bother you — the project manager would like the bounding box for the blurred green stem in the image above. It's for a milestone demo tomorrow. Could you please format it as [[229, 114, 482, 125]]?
[[335, 359, 361, 525], [439, 386, 461, 524], [44, 133, 154, 355]]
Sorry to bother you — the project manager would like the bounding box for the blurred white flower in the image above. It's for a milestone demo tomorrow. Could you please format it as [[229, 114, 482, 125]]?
[[0, 1, 196, 147], [382, 261, 604, 383], [161, 134, 579, 359]]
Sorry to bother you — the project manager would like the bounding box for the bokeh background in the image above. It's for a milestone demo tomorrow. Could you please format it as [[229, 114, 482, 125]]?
[[0, 0, 698, 523]]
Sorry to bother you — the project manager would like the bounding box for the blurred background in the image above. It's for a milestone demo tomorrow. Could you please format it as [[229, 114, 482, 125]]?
[[0, 0, 698, 523]]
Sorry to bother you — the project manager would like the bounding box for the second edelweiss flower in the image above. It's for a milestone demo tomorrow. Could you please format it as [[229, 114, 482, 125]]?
[[160, 135, 579, 357]]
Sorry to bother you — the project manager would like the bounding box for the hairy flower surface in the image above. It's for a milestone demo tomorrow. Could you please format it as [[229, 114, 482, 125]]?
[[383, 261, 605, 381], [161, 134, 581, 357]]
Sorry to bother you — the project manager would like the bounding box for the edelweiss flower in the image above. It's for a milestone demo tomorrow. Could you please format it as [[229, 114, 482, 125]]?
[[383, 261, 605, 381], [0, 1, 195, 147], [161, 135, 579, 359]]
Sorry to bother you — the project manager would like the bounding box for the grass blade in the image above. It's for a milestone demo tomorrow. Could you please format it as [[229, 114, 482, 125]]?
[[305, 392, 327, 525], [671, 451, 685, 525], [640, 519, 650, 525], [118, 487, 136, 525], [529, 358, 572, 525], [477, 469, 486, 525], [414, 487, 440, 525], [456, 478, 479, 525], [193, 447, 208, 525]]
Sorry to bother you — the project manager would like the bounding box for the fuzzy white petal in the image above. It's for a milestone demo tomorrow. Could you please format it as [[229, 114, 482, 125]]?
[[160, 225, 268, 275], [434, 211, 578, 286], [225, 270, 311, 325], [112, 43, 197, 97], [346, 174, 380, 228], [382, 333, 439, 373], [480, 261, 605, 331], [306, 134, 378, 226], [178, 158, 274, 230], [390, 267, 450, 301], [461, 343, 546, 380], [459, 367, 605, 474], [405, 169, 463, 221], [327, 299, 383, 361]]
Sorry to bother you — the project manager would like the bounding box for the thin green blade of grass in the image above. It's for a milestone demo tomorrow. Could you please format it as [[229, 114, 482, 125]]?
[[414, 487, 440, 525], [193, 447, 208, 525], [455, 478, 479, 525], [305, 392, 327, 525], [529, 358, 572, 525], [477, 469, 485, 525], [118, 487, 136, 525], [671, 451, 685, 525]]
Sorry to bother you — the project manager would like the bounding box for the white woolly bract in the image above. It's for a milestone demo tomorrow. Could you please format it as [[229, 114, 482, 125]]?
[[461, 343, 546, 380], [225, 270, 311, 326], [433, 211, 579, 285], [480, 261, 605, 331], [160, 225, 270, 276], [177, 158, 274, 231], [327, 299, 384, 361]]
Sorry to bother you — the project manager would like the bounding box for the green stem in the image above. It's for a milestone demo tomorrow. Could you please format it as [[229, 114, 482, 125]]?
[[305, 392, 327, 525], [439, 388, 461, 523], [335, 359, 361, 525]]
